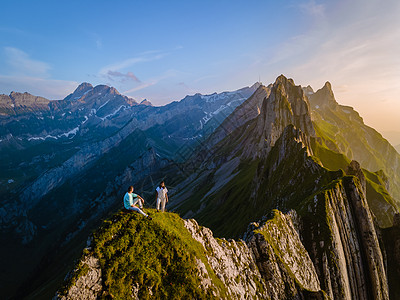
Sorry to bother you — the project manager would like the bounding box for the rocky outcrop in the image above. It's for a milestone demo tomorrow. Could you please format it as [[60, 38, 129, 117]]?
[[346, 160, 366, 194], [308, 81, 338, 109], [56, 256, 102, 300], [247, 75, 315, 159], [184, 218, 268, 299], [245, 211, 324, 299]]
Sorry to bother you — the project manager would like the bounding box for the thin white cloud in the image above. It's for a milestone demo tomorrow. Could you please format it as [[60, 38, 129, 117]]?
[[123, 81, 156, 94], [193, 74, 218, 83], [123, 69, 179, 95], [107, 70, 141, 83], [298, 0, 325, 17], [4, 47, 51, 77], [99, 51, 167, 75]]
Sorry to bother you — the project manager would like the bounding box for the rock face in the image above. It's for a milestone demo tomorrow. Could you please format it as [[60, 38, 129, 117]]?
[[184, 218, 268, 299], [245, 211, 323, 299], [308, 81, 337, 109], [0, 91, 50, 115], [248, 75, 315, 159], [302, 177, 389, 300], [57, 256, 102, 300], [345, 160, 366, 194]]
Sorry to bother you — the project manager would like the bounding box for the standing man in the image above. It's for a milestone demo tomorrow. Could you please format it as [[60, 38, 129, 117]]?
[[155, 181, 168, 212], [124, 186, 152, 220]]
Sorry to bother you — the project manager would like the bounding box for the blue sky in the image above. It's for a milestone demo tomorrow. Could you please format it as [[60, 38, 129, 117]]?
[[1, 0, 399, 135]]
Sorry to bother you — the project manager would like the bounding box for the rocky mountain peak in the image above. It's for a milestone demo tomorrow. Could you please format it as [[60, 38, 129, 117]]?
[[302, 85, 314, 96], [247, 75, 315, 158], [140, 99, 153, 106], [308, 81, 337, 108], [250, 81, 262, 90], [92, 84, 110, 94], [73, 82, 93, 95], [9, 91, 50, 106], [274, 74, 295, 87], [108, 86, 120, 95]]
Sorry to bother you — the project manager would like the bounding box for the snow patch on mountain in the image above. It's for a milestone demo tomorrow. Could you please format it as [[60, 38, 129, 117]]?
[[98, 105, 128, 121], [27, 126, 80, 141], [97, 100, 110, 112], [200, 91, 239, 103]]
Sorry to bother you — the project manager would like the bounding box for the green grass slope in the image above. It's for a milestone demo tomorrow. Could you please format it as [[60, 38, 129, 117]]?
[[311, 122, 397, 227], [59, 210, 227, 299], [311, 103, 400, 210]]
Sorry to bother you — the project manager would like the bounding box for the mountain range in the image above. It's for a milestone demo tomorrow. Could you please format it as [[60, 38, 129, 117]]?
[[1, 75, 400, 299], [0, 81, 259, 298]]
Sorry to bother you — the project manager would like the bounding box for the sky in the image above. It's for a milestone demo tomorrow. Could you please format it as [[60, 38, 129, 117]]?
[[0, 0, 399, 141]]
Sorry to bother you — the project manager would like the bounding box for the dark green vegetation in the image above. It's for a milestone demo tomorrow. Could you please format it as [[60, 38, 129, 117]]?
[[61, 210, 227, 299]]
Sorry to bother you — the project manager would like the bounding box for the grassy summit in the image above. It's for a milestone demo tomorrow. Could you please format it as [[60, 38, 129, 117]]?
[[61, 209, 227, 299]]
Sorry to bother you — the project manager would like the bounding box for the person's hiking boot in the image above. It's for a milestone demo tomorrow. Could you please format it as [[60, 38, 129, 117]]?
[[147, 216, 152, 220]]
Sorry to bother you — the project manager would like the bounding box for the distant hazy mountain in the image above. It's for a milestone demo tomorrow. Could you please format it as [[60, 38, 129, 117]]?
[[308, 81, 400, 220], [0, 81, 259, 298]]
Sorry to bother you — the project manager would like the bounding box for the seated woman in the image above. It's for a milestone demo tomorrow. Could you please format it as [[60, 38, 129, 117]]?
[[123, 186, 152, 220]]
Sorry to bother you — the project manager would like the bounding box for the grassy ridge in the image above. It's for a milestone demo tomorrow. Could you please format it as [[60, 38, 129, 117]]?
[[62, 210, 227, 299]]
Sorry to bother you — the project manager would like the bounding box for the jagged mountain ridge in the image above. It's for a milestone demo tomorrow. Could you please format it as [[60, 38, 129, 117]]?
[[0, 81, 259, 299], [171, 76, 398, 231], [165, 75, 398, 298], [4, 75, 400, 299], [0, 81, 259, 239]]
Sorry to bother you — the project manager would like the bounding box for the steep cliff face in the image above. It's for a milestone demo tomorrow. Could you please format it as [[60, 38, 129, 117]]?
[[300, 177, 388, 300], [249, 75, 315, 158]]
